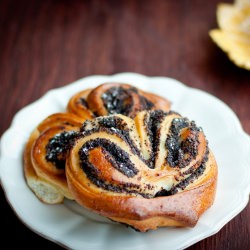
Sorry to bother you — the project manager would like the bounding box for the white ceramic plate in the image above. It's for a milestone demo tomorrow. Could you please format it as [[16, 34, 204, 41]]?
[[1, 72, 250, 250]]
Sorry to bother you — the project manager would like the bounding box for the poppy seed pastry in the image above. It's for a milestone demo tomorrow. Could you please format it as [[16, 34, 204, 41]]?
[[66, 110, 218, 232], [23, 113, 84, 204], [67, 82, 171, 118]]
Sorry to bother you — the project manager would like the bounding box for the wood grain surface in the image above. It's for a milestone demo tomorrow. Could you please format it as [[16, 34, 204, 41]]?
[[0, 0, 249, 249]]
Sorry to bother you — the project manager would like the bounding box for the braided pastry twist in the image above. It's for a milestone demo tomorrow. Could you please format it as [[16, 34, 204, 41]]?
[[66, 110, 217, 232]]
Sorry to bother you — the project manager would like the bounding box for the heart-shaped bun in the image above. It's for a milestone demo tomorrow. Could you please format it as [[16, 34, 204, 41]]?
[[66, 110, 217, 232]]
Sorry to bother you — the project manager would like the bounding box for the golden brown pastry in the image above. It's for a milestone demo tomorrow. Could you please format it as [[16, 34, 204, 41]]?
[[66, 88, 95, 120], [66, 110, 217, 232], [67, 82, 171, 118], [23, 113, 84, 204]]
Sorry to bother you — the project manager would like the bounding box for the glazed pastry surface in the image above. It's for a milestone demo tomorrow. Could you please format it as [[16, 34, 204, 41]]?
[[66, 110, 217, 231]]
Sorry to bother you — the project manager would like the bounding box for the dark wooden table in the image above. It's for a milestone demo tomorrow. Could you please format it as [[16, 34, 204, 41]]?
[[1, 0, 249, 249]]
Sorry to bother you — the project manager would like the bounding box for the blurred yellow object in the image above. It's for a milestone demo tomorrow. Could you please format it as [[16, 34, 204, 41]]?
[[209, 0, 250, 70]]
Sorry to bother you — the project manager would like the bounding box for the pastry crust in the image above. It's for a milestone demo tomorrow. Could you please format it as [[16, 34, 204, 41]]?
[[66, 111, 218, 231], [23, 113, 84, 204], [66, 88, 95, 119]]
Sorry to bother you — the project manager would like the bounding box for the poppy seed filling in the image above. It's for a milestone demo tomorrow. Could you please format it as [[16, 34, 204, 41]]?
[[46, 131, 78, 169], [78, 111, 209, 197]]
